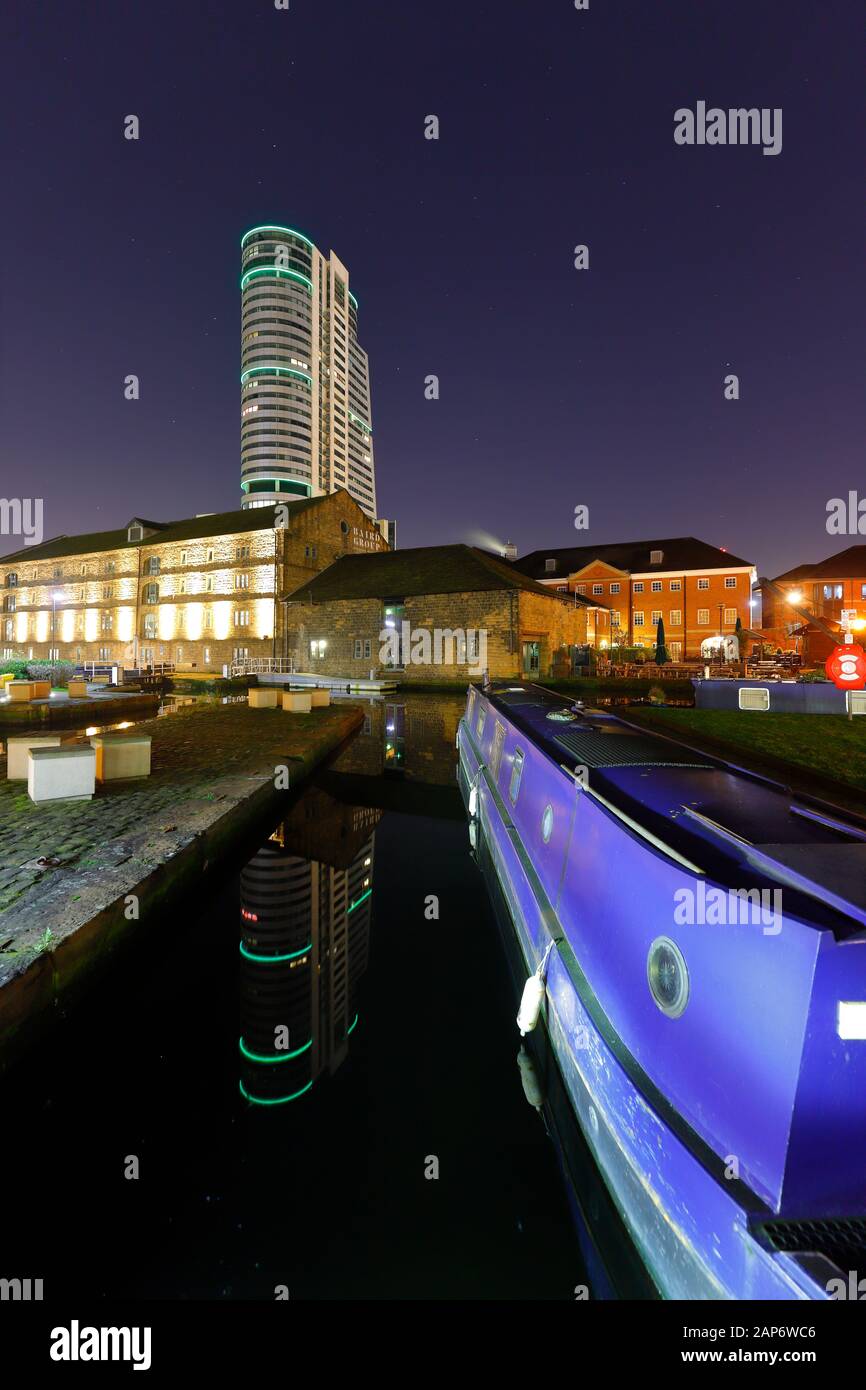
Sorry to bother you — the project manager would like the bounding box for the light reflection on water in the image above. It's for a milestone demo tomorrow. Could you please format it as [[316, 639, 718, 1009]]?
[[0, 688, 655, 1299]]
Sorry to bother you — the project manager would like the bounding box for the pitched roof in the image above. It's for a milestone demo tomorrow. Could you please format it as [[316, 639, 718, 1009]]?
[[285, 544, 597, 604], [0, 495, 332, 564], [771, 546, 866, 583], [514, 536, 753, 580]]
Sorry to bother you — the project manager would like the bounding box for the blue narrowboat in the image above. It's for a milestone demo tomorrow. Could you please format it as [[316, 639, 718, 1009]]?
[[457, 680, 866, 1300]]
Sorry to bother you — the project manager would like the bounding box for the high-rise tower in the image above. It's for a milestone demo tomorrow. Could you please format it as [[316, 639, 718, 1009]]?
[[240, 224, 377, 517]]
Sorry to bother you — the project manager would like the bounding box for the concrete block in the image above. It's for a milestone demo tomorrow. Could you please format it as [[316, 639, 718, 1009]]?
[[89, 733, 152, 781], [30, 680, 51, 699], [282, 690, 312, 713], [28, 746, 96, 803], [7, 734, 65, 779], [7, 681, 38, 703], [248, 687, 280, 709], [310, 688, 331, 708]]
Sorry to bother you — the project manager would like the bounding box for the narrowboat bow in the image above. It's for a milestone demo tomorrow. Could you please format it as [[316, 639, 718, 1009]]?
[[457, 680, 866, 1300]]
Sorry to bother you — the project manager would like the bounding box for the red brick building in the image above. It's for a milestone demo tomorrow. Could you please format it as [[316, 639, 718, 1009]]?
[[514, 537, 756, 660], [760, 546, 866, 664]]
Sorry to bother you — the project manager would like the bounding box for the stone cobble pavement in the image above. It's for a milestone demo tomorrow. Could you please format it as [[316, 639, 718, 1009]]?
[[0, 700, 362, 962]]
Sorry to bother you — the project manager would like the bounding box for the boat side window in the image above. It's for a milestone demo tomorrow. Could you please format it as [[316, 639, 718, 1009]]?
[[491, 721, 505, 778], [467, 688, 476, 724], [509, 748, 525, 804], [476, 704, 486, 737]]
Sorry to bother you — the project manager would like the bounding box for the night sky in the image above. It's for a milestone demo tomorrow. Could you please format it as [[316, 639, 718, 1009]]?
[[2, 0, 862, 577]]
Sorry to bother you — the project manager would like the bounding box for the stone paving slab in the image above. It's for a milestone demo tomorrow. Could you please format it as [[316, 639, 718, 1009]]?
[[0, 701, 363, 1054]]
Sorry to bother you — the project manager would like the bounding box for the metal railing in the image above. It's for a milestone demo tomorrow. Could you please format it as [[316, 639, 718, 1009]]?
[[229, 656, 295, 677]]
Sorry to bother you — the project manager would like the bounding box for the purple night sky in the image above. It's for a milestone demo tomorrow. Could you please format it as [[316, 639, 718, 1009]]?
[[1, 0, 863, 577]]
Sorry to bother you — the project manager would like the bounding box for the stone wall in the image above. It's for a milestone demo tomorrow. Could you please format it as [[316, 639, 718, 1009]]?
[[285, 587, 588, 681]]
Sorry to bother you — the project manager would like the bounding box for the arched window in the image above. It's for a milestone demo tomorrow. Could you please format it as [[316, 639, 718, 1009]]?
[[6, 572, 17, 588], [143, 582, 159, 605], [143, 613, 157, 639], [145, 556, 161, 576]]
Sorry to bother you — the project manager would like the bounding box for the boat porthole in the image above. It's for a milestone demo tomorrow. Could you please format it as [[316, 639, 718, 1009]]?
[[647, 937, 690, 1018], [541, 804, 554, 843]]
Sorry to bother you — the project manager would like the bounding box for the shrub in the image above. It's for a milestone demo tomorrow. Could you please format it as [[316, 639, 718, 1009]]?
[[0, 659, 29, 678], [26, 660, 77, 686]]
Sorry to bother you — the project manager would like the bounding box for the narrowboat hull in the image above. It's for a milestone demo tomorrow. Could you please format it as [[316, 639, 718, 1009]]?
[[458, 681, 866, 1300]]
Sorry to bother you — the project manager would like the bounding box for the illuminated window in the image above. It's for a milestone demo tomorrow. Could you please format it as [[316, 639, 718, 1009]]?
[[509, 748, 525, 805]]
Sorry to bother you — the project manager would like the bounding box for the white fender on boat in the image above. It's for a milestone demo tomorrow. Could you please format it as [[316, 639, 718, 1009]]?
[[517, 972, 546, 1035], [468, 783, 478, 818], [468, 820, 478, 851], [517, 1046, 544, 1110]]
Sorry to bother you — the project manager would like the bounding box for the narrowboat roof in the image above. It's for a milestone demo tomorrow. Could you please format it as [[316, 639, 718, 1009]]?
[[474, 681, 866, 936]]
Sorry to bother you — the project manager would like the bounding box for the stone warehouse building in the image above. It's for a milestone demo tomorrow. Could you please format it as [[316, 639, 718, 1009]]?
[[284, 545, 593, 682], [514, 537, 757, 660], [0, 490, 387, 671]]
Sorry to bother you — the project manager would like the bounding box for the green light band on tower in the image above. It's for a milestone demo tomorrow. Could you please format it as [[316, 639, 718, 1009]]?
[[240, 366, 313, 385], [239, 940, 312, 962], [347, 889, 372, 914], [239, 1036, 313, 1063], [239, 1079, 314, 1106], [241, 224, 315, 250], [347, 1013, 359, 1035], [240, 266, 313, 292]]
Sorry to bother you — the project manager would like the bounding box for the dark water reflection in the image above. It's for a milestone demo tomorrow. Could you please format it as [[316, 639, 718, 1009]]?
[[0, 691, 650, 1300]]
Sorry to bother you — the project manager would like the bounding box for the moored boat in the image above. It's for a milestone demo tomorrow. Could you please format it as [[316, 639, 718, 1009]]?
[[457, 679, 866, 1299]]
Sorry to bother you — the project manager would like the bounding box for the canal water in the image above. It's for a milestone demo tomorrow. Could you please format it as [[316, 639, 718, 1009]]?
[[0, 691, 651, 1301]]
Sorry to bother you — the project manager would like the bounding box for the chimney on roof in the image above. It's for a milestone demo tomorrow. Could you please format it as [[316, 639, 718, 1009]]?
[[503, 540, 518, 562]]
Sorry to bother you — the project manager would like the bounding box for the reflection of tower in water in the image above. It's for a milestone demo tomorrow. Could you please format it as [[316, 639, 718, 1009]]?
[[239, 794, 377, 1106]]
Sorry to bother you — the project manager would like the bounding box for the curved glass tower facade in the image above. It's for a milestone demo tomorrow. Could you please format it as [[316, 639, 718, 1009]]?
[[240, 224, 377, 517]]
